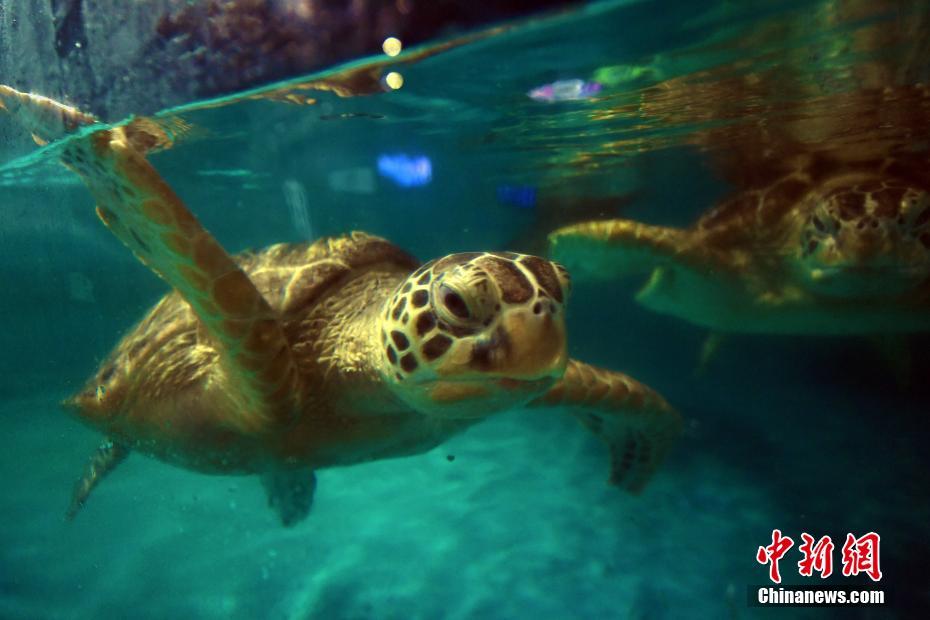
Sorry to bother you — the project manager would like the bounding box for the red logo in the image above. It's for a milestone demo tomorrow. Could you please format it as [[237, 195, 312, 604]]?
[[758, 530, 881, 583], [841, 532, 882, 582], [798, 533, 834, 578], [757, 529, 794, 584]]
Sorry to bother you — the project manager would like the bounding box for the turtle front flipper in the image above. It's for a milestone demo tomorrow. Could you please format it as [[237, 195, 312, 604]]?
[[70, 128, 300, 430], [0, 85, 178, 152], [0, 84, 97, 144], [529, 360, 681, 492], [548, 219, 694, 280], [67, 438, 130, 520], [2, 86, 297, 430], [261, 468, 317, 527]]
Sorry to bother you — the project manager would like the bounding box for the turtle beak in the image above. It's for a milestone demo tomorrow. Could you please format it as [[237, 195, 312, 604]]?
[[469, 306, 567, 381], [409, 305, 567, 418]]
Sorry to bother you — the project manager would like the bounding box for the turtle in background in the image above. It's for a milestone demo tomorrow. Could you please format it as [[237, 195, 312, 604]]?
[[0, 85, 680, 526], [550, 150, 930, 335], [543, 0, 930, 338], [548, 8, 930, 337]]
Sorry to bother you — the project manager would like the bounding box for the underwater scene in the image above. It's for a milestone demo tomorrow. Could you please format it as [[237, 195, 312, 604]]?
[[1, 0, 929, 617]]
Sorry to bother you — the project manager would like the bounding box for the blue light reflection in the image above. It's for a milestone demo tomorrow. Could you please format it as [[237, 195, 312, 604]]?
[[376, 154, 433, 187]]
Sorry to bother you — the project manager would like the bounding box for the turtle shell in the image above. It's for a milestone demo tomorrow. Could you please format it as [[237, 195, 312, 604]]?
[[237, 232, 420, 316], [69, 232, 419, 447]]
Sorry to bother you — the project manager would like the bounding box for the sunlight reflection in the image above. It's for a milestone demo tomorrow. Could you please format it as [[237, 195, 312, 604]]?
[[282, 179, 314, 239]]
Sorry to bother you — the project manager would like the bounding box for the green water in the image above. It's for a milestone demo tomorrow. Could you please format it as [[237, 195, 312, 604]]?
[[1, 0, 928, 617]]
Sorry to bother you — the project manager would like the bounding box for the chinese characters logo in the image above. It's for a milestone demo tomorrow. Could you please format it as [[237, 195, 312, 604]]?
[[757, 530, 882, 583]]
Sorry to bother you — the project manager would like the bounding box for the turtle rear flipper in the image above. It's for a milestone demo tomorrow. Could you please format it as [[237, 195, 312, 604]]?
[[548, 219, 694, 279], [67, 439, 130, 520], [261, 468, 317, 527], [529, 360, 681, 492]]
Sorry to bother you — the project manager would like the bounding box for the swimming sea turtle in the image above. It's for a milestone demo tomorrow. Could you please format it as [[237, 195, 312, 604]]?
[[549, 153, 930, 334], [534, 1, 930, 339], [0, 85, 681, 526], [546, 12, 930, 337]]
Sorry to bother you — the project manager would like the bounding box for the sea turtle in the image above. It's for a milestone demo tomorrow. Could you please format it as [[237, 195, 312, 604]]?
[[530, 0, 929, 337], [546, 11, 930, 337], [549, 152, 930, 334], [0, 85, 681, 526]]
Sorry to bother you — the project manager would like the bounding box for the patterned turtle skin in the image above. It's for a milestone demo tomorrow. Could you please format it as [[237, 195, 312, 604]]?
[[550, 154, 930, 334], [0, 85, 681, 526]]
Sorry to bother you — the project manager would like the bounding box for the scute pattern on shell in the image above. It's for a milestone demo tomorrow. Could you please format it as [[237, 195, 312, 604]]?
[[73, 232, 419, 424], [236, 232, 420, 316], [236, 232, 418, 275]]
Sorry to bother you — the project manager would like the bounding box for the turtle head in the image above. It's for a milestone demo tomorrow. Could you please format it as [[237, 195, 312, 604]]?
[[377, 252, 571, 418], [791, 181, 930, 297]]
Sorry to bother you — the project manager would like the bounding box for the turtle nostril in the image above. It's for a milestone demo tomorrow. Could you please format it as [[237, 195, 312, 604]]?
[[531, 300, 559, 315]]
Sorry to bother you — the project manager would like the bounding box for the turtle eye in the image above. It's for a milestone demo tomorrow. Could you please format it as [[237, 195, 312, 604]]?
[[432, 270, 499, 327], [439, 284, 470, 320]]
